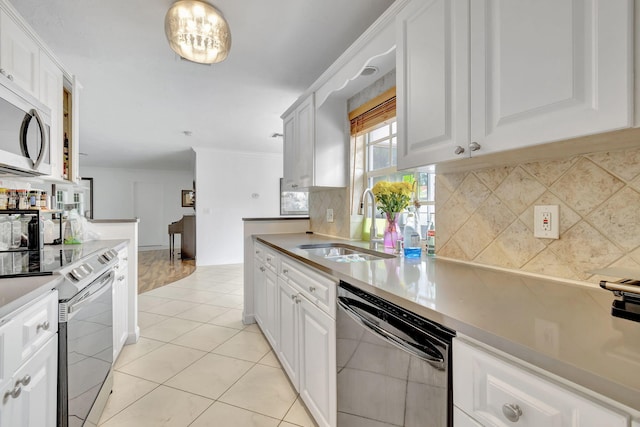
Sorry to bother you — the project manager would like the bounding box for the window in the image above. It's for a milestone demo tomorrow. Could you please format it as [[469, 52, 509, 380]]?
[[349, 87, 435, 238]]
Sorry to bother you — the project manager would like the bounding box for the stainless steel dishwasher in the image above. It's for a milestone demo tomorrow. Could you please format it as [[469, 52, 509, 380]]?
[[337, 281, 455, 427]]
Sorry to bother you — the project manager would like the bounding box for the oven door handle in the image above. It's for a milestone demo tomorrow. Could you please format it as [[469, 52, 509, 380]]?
[[68, 270, 115, 315], [337, 297, 445, 367]]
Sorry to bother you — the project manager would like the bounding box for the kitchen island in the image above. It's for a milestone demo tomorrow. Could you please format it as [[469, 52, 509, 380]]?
[[250, 232, 640, 415]]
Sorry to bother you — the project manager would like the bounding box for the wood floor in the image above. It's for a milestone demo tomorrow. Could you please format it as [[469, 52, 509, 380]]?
[[137, 249, 196, 294]]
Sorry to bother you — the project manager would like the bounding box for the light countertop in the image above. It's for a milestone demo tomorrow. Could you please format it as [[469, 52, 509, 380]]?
[[255, 233, 640, 412]]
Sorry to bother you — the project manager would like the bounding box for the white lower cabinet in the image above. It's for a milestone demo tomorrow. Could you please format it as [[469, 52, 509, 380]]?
[[453, 338, 628, 427], [253, 241, 337, 427], [253, 243, 278, 349], [113, 245, 129, 361], [277, 279, 299, 387], [1, 336, 57, 427], [298, 295, 336, 427], [0, 291, 58, 427]]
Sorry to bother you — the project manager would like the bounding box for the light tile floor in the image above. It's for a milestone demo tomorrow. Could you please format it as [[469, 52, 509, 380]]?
[[98, 264, 318, 427]]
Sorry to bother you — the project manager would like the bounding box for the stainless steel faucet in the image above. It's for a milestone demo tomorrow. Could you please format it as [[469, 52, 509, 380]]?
[[361, 188, 380, 243]]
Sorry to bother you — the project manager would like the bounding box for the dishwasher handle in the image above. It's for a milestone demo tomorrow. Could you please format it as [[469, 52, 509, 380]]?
[[338, 297, 445, 368], [68, 270, 114, 315]]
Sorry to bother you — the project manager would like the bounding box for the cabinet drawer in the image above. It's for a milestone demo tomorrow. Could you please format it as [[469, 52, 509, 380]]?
[[0, 291, 58, 388], [263, 248, 279, 273], [254, 243, 266, 263], [280, 258, 336, 317], [14, 292, 58, 367], [453, 339, 628, 427]]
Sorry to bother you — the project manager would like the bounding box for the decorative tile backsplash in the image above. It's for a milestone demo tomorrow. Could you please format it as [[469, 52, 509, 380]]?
[[436, 147, 640, 283], [309, 187, 351, 238]]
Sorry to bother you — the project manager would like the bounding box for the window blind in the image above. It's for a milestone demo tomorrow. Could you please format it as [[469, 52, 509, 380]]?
[[348, 87, 396, 136]]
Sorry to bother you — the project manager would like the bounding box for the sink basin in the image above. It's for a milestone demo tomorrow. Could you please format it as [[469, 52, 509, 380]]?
[[298, 243, 395, 263]]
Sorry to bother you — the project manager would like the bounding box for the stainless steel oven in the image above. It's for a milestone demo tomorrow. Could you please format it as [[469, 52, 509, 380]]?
[[337, 281, 455, 427], [56, 249, 119, 427]]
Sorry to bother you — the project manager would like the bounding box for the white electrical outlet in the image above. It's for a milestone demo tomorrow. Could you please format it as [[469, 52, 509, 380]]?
[[534, 205, 559, 239], [326, 208, 334, 223]]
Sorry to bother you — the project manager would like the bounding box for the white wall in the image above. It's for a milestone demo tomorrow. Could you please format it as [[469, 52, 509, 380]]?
[[80, 166, 194, 248], [194, 148, 283, 265]]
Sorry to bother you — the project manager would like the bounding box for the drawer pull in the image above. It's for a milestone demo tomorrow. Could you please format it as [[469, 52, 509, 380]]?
[[260, 266, 265, 272], [469, 141, 482, 152], [118, 275, 126, 281], [3, 385, 21, 402], [282, 269, 289, 274], [37, 321, 50, 332], [502, 403, 523, 422], [266, 257, 272, 262], [17, 375, 31, 386], [454, 145, 465, 155], [309, 286, 316, 293], [255, 250, 260, 254]]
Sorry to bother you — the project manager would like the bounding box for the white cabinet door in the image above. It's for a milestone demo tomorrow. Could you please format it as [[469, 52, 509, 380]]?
[[0, 336, 57, 427], [253, 261, 266, 327], [39, 53, 63, 180], [282, 111, 296, 190], [282, 94, 315, 190], [113, 247, 129, 361], [0, 9, 40, 97], [469, 0, 632, 156], [277, 279, 299, 389], [396, 0, 469, 169], [298, 295, 336, 427], [295, 95, 314, 189], [263, 268, 278, 349]]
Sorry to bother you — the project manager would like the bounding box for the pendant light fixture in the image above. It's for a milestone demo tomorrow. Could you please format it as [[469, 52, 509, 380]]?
[[164, 0, 231, 64]]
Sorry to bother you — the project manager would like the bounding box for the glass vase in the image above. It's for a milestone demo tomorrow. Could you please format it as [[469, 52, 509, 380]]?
[[383, 212, 399, 249]]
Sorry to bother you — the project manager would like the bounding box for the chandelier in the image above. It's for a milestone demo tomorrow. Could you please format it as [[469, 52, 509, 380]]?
[[164, 0, 231, 64]]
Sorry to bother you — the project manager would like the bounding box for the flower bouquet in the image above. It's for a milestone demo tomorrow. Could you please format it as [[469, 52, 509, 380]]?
[[372, 181, 413, 248]]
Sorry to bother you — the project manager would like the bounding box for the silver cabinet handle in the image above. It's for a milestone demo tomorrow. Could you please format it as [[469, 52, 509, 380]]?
[[3, 385, 21, 402], [282, 268, 288, 274], [291, 184, 298, 188], [6, 74, 13, 81], [0, 68, 5, 75], [454, 146, 465, 155], [118, 275, 125, 281], [255, 250, 260, 254], [502, 403, 522, 422], [309, 286, 316, 293], [295, 295, 301, 304], [291, 294, 297, 300], [266, 257, 272, 262], [17, 375, 30, 386], [259, 266, 265, 272], [123, 257, 128, 261], [469, 141, 481, 151], [37, 321, 50, 332]]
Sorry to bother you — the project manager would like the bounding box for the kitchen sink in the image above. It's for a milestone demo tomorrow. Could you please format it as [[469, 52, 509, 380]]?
[[298, 243, 395, 263]]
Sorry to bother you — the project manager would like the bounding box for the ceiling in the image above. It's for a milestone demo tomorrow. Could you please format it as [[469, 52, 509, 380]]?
[[11, 0, 395, 170]]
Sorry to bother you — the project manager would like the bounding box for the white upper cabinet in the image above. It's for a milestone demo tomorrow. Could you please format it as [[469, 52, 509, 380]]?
[[396, 0, 470, 169], [469, 0, 633, 156], [397, 0, 633, 169], [39, 52, 63, 178], [0, 8, 39, 98], [282, 94, 315, 190]]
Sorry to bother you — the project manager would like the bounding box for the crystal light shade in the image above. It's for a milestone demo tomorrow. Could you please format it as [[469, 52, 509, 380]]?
[[164, 0, 231, 64]]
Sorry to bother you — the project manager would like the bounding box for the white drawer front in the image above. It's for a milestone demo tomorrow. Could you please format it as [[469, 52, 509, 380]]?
[[280, 258, 336, 318], [15, 292, 58, 366], [254, 243, 266, 263], [263, 248, 279, 273], [453, 339, 628, 427]]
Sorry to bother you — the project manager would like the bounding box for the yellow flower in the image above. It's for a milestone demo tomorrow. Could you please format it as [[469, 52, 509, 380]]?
[[372, 181, 413, 214]]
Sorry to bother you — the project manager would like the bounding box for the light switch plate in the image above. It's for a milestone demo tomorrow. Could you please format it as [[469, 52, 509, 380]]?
[[534, 205, 559, 239]]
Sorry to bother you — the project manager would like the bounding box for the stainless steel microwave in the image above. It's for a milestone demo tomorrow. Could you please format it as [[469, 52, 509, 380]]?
[[0, 75, 51, 176]]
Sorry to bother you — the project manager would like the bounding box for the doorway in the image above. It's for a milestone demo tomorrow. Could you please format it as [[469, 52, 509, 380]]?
[[134, 182, 165, 248]]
